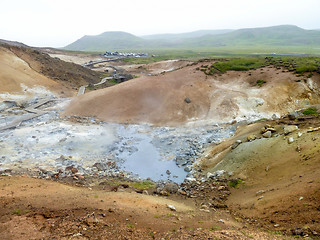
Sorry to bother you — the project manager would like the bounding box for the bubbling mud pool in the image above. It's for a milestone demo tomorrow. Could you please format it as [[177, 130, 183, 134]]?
[[0, 99, 235, 183]]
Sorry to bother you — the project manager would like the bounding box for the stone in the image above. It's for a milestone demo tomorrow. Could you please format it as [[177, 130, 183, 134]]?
[[307, 127, 320, 132], [261, 127, 267, 134], [231, 140, 242, 149], [218, 219, 225, 223], [288, 112, 299, 120], [143, 190, 149, 195], [266, 127, 276, 133], [176, 156, 188, 166], [283, 125, 298, 135], [207, 172, 214, 178], [184, 97, 191, 103], [178, 189, 187, 195], [167, 204, 176, 211], [164, 182, 179, 193], [262, 131, 272, 138], [247, 134, 256, 142], [184, 166, 192, 172], [92, 162, 107, 171], [288, 137, 294, 144], [166, 170, 171, 175], [160, 190, 169, 196]]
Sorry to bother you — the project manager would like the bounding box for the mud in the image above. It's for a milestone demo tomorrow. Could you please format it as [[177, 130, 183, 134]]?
[[0, 98, 234, 183]]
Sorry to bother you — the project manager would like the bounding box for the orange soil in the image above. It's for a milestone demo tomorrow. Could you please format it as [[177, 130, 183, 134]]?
[[64, 62, 320, 126]]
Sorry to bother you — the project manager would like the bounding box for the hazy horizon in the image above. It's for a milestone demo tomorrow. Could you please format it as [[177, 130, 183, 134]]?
[[1, 0, 319, 48]]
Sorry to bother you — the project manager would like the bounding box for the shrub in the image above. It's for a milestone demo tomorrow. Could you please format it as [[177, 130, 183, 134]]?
[[228, 179, 243, 188], [302, 107, 318, 115], [256, 80, 266, 86]]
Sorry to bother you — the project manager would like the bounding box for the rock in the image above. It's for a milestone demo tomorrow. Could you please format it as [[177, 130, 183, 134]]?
[[271, 114, 279, 120], [247, 134, 256, 142], [166, 170, 171, 175], [256, 190, 265, 196], [262, 131, 272, 138], [176, 156, 188, 166], [288, 137, 294, 144], [218, 219, 225, 223], [292, 228, 304, 236], [284, 125, 298, 135], [261, 127, 267, 134], [76, 174, 84, 179], [207, 170, 226, 179], [167, 204, 176, 211], [164, 182, 179, 193], [178, 189, 187, 195], [184, 166, 192, 172], [184, 97, 191, 103], [307, 127, 320, 132], [92, 162, 107, 171], [160, 190, 169, 196], [266, 127, 276, 133], [288, 112, 299, 120], [231, 140, 242, 149], [185, 177, 196, 182], [142, 190, 149, 195], [207, 172, 214, 178]]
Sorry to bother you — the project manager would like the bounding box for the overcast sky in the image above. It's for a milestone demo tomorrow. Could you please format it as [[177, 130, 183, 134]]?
[[1, 0, 319, 48]]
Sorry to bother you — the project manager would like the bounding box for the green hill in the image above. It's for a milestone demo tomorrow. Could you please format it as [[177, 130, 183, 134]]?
[[141, 29, 234, 40], [65, 31, 146, 51], [182, 25, 320, 47], [64, 25, 320, 52]]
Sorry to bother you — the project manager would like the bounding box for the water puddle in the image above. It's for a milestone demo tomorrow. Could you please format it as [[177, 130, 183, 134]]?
[[118, 133, 187, 183]]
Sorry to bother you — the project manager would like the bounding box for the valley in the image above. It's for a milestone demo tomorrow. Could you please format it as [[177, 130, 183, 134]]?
[[0, 39, 320, 239]]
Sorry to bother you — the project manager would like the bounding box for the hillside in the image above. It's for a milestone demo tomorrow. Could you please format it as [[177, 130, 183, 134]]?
[[64, 25, 320, 52], [0, 40, 104, 90], [63, 59, 320, 126], [65, 31, 146, 51], [183, 25, 320, 47], [141, 29, 234, 40]]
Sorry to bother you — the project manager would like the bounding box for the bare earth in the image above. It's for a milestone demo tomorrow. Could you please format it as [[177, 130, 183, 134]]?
[[0, 176, 292, 240], [63, 61, 320, 126], [1, 45, 319, 239]]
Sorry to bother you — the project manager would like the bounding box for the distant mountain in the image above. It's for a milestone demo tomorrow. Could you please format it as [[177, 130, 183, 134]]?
[[65, 31, 145, 51], [141, 29, 234, 40], [64, 25, 320, 52], [181, 25, 320, 47]]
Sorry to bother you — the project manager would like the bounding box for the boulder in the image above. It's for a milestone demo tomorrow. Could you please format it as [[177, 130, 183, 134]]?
[[284, 125, 298, 135]]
